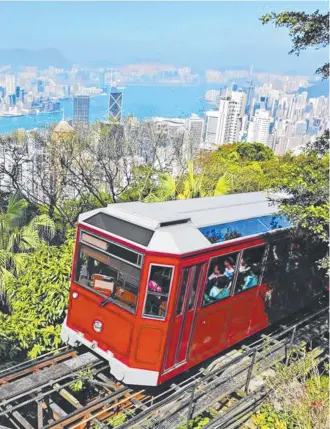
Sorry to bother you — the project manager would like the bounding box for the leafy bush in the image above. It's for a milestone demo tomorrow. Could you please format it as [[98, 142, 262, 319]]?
[[0, 230, 74, 361]]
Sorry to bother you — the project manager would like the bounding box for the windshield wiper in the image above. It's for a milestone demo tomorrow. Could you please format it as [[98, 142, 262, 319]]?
[[98, 276, 116, 307], [100, 295, 116, 307]]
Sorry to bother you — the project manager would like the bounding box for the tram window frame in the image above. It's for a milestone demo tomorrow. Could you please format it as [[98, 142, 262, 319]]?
[[74, 242, 141, 314], [80, 230, 143, 269], [233, 245, 266, 295], [187, 265, 203, 311], [143, 264, 175, 320], [202, 251, 239, 307], [176, 268, 190, 316]]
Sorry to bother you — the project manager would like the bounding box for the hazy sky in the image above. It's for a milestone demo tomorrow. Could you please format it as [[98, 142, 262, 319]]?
[[1, 1, 328, 74]]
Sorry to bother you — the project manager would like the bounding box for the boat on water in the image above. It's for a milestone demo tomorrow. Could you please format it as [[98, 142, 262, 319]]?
[[0, 113, 24, 118]]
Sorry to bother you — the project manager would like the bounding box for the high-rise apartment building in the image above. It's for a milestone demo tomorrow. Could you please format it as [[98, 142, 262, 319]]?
[[247, 109, 271, 146], [215, 98, 239, 145], [5, 73, 16, 95], [231, 91, 247, 118], [185, 114, 204, 157], [205, 111, 219, 144], [109, 86, 123, 121], [294, 120, 307, 136], [73, 95, 90, 125]]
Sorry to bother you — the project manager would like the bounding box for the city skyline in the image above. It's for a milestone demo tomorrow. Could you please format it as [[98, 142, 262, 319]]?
[[1, 1, 328, 75]]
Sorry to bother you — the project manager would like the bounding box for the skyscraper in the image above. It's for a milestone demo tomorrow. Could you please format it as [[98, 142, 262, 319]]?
[[186, 114, 204, 157], [215, 98, 239, 145], [294, 120, 307, 136], [231, 91, 247, 118], [247, 109, 271, 146], [205, 111, 219, 144], [5, 73, 16, 95], [73, 95, 90, 125], [109, 86, 123, 121], [15, 86, 20, 100], [245, 80, 255, 118], [37, 80, 44, 93]]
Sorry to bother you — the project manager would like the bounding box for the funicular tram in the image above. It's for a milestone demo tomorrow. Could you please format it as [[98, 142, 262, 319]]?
[[61, 192, 323, 386]]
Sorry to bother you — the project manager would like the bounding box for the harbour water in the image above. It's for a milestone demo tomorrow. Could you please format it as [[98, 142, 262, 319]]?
[[0, 84, 221, 134]]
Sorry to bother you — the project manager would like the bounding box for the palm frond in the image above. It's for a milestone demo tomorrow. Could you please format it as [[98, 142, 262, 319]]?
[[214, 174, 231, 196], [6, 195, 27, 223]]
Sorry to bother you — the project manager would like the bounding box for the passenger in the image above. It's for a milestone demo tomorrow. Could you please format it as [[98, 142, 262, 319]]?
[[239, 258, 250, 273], [242, 268, 258, 290], [223, 258, 235, 279], [208, 265, 222, 282], [209, 284, 230, 300], [148, 272, 163, 293]]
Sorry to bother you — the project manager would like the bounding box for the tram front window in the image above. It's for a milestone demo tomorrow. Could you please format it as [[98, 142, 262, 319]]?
[[75, 243, 141, 313]]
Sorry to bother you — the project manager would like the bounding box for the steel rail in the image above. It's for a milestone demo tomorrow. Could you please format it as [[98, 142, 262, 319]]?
[[0, 361, 108, 412], [41, 386, 130, 429], [0, 346, 72, 376], [0, 349, 77, 386], [68, 388, 147, 429]]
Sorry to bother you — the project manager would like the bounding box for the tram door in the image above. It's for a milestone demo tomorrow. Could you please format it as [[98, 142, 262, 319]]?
[[163, 264, 206, 371]]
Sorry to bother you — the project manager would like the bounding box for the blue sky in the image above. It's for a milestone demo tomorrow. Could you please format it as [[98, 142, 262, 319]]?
[[1, 1, 328, 74]]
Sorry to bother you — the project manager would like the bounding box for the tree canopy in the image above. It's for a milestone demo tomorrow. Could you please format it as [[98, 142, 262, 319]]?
[[269, 131, 329, 272], [261, 10, 329, 79]]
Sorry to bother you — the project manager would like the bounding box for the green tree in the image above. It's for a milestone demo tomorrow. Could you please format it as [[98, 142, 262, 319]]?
[[0, 230, 74, 361], [120, 165, 160, 202], [269, 131, 329, 272], [261, 10, 329, 79], [217, 143, 274, 162], [236, 143, 274, 162], [0, 195, 55, 295]]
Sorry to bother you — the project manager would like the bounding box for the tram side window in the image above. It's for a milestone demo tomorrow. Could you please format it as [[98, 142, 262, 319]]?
[[235, 246, 266, 294], [144, 265, 174, 319], [202, 252, 238, 306], [262, 240, 290, 283]]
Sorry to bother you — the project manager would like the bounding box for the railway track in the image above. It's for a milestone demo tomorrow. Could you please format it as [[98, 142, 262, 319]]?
[[0, 300, 328, 429]]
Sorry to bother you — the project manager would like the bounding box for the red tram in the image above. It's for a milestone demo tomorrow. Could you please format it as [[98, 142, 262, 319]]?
[[61, 192, 322, 386]]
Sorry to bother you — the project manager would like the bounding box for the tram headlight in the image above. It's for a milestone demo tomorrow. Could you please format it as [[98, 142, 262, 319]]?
[[93, 320, 103, 333]]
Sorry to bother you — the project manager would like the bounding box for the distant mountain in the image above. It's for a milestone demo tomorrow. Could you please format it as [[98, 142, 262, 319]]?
[[0, 48, 71, 70], [299, 79, 329, 98]]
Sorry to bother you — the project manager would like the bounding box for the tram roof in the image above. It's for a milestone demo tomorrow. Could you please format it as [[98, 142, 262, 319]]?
[[79, 192, 290, 254]]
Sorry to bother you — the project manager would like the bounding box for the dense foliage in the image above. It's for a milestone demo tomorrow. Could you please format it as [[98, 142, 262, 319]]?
[[269, 133, 329, 272], [0, 195, 55, 306], [0, 231, 74, 361]]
